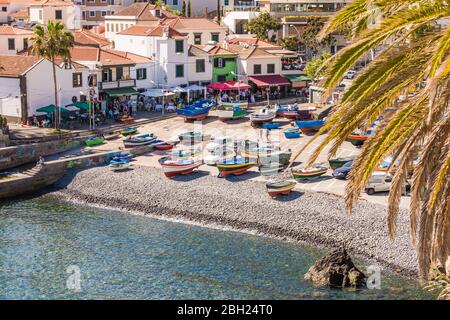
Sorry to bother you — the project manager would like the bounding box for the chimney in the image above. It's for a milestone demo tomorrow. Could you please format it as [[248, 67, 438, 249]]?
[[163, 26, 169, 38]]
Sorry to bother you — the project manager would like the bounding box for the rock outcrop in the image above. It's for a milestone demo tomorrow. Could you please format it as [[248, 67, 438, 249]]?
[[305, 247, 366, 288]]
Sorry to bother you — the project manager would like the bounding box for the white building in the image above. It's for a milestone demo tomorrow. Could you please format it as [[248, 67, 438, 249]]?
[[0, 55, 90, 121], [163, 0, 217, 17], [29, 0, 82, 31], [0, 0, 35, 24], [115, 24, 212, 87], [0, 26, 33, 55]]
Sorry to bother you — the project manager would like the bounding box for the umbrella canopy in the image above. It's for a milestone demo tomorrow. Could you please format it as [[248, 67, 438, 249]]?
[[36, 104, 70, 114], [187, 84, 206, 91], [225, 80, 251, 90], [66, 102, 91, 111], [142, 89, 175, 97], [170, 86, 188, 93], [207, 82, 232, 91]]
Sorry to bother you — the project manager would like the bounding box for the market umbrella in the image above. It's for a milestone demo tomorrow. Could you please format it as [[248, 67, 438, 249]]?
[[66, 101, 92, 111], [225, 80, 250, 90], [207, 82, 232, 91], [36, 104, 70, 114]]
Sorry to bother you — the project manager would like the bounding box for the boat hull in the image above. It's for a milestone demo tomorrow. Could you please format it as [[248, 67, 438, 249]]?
[[217, 109, 247, 121], [266, 181, 296, 197], [347, 134, 368, 146], [159, 158, 203, 177], [216, 162, 255, 177], [292, 168, 328, 181], [284, 129, 301, 139], [155, 143, 175, 151], [329, 157, 355, 169]]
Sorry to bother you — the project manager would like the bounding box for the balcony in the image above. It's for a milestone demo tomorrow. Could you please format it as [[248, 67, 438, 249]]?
[[98, 79, 136, 90]]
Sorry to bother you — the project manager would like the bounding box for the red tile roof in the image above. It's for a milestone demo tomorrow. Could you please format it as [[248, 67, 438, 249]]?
[[113, 3, 177, 21], [0, 25, 33, 35], [162, 17, 227, 31], [0, 55, 42, 77], [227, 37, 282, 49], [69, 46, 150, 66], [118, 25, 186, 39], [73, 29, 111, 47]]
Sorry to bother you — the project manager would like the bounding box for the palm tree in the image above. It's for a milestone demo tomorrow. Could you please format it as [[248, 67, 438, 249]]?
[[290, 0, 450, 280], [30, 20, 74, 130]]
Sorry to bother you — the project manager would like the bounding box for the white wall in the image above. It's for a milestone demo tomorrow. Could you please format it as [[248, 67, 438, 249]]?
[[0, 77, 21, 118], [244, 57, 282, 76], [0, 4, 9, 23], [0, 34, 31, 55], [187, 56, 212, 84], [183, 28, 227, 46]]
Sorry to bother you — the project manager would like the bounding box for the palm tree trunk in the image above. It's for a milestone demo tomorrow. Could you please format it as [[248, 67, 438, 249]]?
[[51, 57, 58, 130]]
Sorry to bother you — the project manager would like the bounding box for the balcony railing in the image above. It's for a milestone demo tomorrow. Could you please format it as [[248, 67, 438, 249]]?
[[98, 79, 136, 90]]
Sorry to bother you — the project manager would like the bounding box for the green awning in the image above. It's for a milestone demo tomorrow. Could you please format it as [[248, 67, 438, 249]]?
[[36, 104, 70, 114], [284, 74, 312, 82], [103, 87, 139, 97], [66, 102, 91, 111]]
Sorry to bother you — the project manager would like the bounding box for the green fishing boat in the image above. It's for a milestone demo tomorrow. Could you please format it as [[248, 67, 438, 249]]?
[[328, 156, 355, 170], [85, 136, 105, 147]]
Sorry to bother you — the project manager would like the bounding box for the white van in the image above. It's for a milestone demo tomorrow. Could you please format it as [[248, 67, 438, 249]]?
[[365, 172, 410, 195]]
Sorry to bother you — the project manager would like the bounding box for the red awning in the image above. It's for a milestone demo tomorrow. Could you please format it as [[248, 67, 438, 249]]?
[[248, 75, 290, 87], [207, 82, 231, 90]]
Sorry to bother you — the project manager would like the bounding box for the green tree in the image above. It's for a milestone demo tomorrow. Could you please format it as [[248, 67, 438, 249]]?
[[154, 0, 182, 16], [187, 0, 191, 17], [300, 17, 335, 58], [290, 0, 450, 282], [304, 51, 331, 82], [280, 35, 299, 51], [181, 1, 186, 17], [244, 12, 281, 41], [30, 21, 74, 130]]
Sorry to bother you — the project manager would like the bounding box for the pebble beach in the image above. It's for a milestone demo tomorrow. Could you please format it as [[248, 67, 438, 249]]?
[[52, 165, 419, 279]]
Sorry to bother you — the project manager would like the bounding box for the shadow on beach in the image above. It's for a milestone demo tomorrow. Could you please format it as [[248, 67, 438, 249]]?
[[170, 170, 210, 182], [272, 190, 305, 202], [223, 171, 260, 182]]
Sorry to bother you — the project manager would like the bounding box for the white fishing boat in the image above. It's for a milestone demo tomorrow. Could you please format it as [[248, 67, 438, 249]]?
[[250, 108, 276, 126]]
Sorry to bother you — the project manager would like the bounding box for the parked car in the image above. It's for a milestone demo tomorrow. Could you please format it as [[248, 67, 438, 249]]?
[[365, 172, 411, 195], [332, 161, 353, 180], [345, 70, 357, 79]]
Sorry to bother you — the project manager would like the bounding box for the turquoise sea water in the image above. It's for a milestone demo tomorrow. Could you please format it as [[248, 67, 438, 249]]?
[[0, 198, 433, 300]]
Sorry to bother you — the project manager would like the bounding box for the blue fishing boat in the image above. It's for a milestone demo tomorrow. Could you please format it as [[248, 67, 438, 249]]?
[[284, 128, 301, 139], [123, 134, 157, 148], [176, 103, 212, 121], [294, 119, 325, 133], [262, 122, 282, 130]]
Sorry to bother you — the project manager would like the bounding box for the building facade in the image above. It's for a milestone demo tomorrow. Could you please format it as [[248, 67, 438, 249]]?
[[0, 26, 33, 55], [29, 0, 82, 31]]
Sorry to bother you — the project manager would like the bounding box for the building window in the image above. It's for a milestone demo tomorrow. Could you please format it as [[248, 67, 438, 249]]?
[[102, 68, 112, 82], [82, 11, 86, 20], [211, 33, 219, 42], [155, 9, 161, 17], [55, 10, 62, 20], [8, 38, 15, 51], [101, 11, 107, 17], [72, 73, 83, 87], [106, 23, 110, 32], [1, 6, 7, 12], [89, 11, 95, 17], [224, 0, 229, 5], [267, 64, 275, 74], [39, 10, 42, 20], [175, 40, 184, 53], [196, 59, 205, 73], [88, 74, 97, 87], [214, 57, 224, 68], [194, 33, 201, 45], [253, 64, 262, 74], [175, 64, 184, 78], [173, 0, 178, 5], [136, 68, 147, 80], [23, 38, 28, 50], [116, 66, 123, 80]]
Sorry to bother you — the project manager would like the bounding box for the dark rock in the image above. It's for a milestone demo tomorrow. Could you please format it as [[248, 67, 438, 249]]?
[[305, 247, 366, 288]]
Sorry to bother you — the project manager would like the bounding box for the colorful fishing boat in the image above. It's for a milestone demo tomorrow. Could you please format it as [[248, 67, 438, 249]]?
[[169, 147, 201, 158], [176, 104, 211, 121], [159, 156, 203, 177], [216, 157, 256, 177], [250, 108, 276, 126], [154, 141, 176, 151], [240, 145, 279, 159], [284, 128, 301, 139], [266, 179, 296, 197], [109, 160, 133, 171], [204, 147, 235, 166], [329, 156, 356, 170], [217, 106, 247, 121], [262, 122, 282, 130], [347, 133, 369, 146], [123, 134, 157, 148], [103, 131, 121, 140], [276, 105, 298, 118], [220, 101, 248, 109], [111, 153, 133, 161], [294, 119, 325, 133], [85, 136, 105, 146], [121, 127, 138, 136], [291, 165, 328, 181]]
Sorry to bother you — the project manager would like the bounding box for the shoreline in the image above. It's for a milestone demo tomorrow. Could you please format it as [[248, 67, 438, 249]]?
[[50, 165, 419, 280]]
